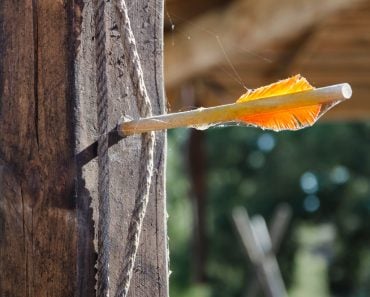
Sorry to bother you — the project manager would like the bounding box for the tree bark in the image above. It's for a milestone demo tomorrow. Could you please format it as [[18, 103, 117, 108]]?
[[0, 1, 168, 296]]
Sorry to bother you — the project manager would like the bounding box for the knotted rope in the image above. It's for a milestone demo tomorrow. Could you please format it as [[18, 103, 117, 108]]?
[[114, 1, 155, 296], [94, 0, 110, 296]]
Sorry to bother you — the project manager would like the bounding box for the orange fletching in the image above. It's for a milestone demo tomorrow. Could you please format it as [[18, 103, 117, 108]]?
[[236, 75, 321, 131]]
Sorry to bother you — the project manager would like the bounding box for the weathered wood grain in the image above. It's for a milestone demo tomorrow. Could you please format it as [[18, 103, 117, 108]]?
[[74, 0, 168, 296], [0, 0, 168, 296], [0, 1, 76, 296]]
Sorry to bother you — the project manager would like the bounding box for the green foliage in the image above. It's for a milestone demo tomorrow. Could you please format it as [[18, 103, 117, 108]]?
[[167, 123, 370, 297]]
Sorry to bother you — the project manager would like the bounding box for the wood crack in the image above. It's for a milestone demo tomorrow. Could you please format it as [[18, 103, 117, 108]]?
[[32, 0, 39, 149], [20, 186, 29, 297], [154, 145, 164, 295]]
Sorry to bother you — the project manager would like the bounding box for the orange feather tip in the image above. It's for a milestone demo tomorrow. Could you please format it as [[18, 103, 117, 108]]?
[[235, 75, 339, 131]]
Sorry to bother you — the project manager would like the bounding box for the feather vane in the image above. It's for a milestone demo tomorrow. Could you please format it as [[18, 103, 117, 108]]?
[[236, 75, 320, 131]]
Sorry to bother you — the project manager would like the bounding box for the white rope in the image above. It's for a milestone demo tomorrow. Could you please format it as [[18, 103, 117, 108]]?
[[113, 1, 155, 296]]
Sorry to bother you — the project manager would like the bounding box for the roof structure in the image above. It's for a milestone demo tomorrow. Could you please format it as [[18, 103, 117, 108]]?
[[164, 0, 370, 121]]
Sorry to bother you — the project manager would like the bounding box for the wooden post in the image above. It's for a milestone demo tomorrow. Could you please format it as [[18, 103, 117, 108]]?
[[233, 207, 288, 297], [0, 1, 168, 296], [244, 205, 292, 297]]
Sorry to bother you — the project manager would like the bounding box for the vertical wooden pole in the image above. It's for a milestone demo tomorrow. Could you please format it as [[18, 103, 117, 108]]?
[[0, 0, 168, 296], [0, 1, 77, 296], [245, 205, 292, 297], [188, 129, 208, 283], [74, 0, 168, 296], [233, 208, 287, 297]]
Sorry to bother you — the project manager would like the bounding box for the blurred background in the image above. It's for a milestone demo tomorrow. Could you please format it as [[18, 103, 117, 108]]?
[[163, 0, 370, 296]]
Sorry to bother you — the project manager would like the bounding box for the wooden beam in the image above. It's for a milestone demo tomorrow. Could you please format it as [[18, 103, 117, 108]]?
[[75, 1, 168, 296], [0, 1, 168, 296], [164, 0, 227, 28], [0, 1, 77, 296], [245, 205, 292, 297], [233, 208, 287, 297], [289, 1, 370, 121], [164, 0, 364, 88]]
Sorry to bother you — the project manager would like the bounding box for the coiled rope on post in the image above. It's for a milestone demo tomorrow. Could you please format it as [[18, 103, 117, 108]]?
[[113, 1, 155, 297], [94, 0, 110, 296]]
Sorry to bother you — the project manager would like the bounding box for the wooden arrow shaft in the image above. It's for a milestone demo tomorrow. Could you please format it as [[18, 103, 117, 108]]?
[[118, 83, 352, 136]]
